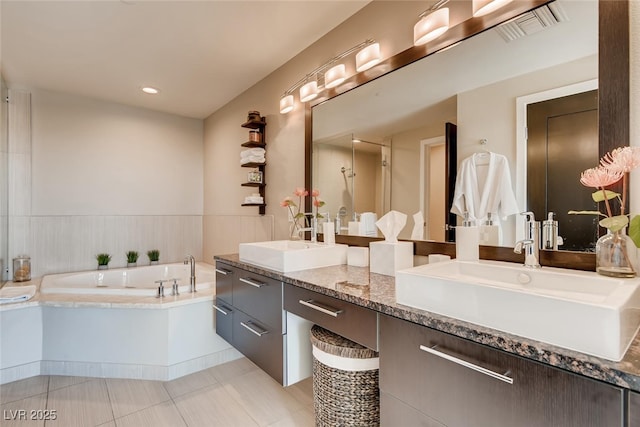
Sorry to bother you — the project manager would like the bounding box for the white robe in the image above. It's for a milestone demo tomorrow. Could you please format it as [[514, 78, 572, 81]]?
[[450, 152, 519, 223]]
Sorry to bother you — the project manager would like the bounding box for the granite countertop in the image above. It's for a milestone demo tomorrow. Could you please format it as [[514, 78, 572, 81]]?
[[216, 253, 640, 393]]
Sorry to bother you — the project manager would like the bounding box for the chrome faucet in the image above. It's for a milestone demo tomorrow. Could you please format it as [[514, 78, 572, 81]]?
[[514, 212, 541, 268], [298, 213, 317, 242], [183, 255, 196, 292]]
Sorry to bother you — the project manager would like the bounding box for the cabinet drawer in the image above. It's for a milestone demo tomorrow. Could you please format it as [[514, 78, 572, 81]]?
[[213, 299, 233, 344], [380, 315, 623, 427], [284, 284, 378, 350], [233, 270, 283, 331], [233, 309, 284, 384], [629, 391, 640, 427], [381, 392, 444, 427], [215, 262, 235, 305]]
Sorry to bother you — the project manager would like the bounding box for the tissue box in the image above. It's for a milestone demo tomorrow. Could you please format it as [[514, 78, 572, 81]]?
[[348, 247, 369, 267], [369, 241, 413, 276]]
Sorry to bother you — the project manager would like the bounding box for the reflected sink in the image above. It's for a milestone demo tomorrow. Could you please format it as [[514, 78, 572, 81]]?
[[396, 260, 640, 361], [239, 240, 348, 273]]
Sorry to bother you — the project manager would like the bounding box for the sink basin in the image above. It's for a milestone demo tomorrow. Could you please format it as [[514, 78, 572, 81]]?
[[239, 240, 348, 273], [396, 260, 640, 361]]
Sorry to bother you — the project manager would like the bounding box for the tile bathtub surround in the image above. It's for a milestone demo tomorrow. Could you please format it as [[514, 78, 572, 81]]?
[[216, 254, 640, 393], [0, 358, 314, 427]]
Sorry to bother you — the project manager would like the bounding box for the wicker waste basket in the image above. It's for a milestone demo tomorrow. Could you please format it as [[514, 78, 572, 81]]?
[[310, 324, 380, 426]]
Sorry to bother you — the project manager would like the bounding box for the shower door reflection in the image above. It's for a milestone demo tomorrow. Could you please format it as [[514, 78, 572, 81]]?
[[311, 135, 391, 232]]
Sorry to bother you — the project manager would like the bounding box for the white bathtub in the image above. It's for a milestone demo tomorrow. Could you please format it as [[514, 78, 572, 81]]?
[[40, 262, 215, 296]]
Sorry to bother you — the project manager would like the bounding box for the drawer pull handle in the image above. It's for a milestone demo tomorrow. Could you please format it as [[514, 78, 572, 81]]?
[[419, 345, 514, 385], [215, 268, 232, 275], [240, 321, 269, 337], [299, 299, 343, 317], [239, 277, 267, 288], [213, 304, 230, 316]]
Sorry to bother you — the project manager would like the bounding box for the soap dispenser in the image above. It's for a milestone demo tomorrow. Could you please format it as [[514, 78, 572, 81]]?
[[479, 213, 500, 246], [542, 212, 558, 250], [456, 212, 479, 261]]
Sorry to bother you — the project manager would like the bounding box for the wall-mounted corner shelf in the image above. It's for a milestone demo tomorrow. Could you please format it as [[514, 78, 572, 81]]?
[[240, 116, 266, 216]]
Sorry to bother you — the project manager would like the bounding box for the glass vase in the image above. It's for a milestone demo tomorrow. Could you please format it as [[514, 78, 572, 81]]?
[[595, 228, 637, 278], [289, 218, 302, 240]]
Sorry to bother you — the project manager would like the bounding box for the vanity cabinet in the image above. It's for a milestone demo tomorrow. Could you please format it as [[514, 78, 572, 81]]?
[[380, 315, 624, 427], [214, 261, 310, 386], [240, 115, 266, 215], [629, 391, 640, 426], [284, 283, 378, 350]]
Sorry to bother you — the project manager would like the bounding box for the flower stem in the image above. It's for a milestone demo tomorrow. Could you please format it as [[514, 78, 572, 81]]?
[[601, 187, 613, 218], [621, 173, 628, 216]]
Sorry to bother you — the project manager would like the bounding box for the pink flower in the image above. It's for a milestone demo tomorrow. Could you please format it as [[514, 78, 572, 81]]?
[[579, 166, 623, 189], [313, 198, 324, 208], [311, 189, 320, 197], [600, 146, 640, 174], [280, 196, 294, 207], [293, 187, 308, 197]]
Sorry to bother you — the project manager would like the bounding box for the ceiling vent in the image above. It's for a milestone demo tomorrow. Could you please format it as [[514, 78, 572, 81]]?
[[495, 1, 569, 42]]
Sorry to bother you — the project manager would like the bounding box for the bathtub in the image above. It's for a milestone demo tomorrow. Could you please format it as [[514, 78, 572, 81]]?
[[40, 262, 215, 296]]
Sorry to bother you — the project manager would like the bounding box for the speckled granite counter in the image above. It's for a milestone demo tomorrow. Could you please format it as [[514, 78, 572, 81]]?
[[216, 253, 640, 393]]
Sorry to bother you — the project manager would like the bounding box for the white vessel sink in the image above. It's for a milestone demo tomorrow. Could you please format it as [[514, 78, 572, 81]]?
[[239, 240, 348, 273], [396, 260, 640, 361]]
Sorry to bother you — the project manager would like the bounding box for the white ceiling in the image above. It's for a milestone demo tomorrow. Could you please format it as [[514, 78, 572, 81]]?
[[1, 1, 369, 119]]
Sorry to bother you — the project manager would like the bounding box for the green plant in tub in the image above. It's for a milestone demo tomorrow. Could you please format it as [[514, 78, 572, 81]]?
[[126, 251, 139, 263], [147, 249, 160, 262], [96, 253, 112, 266]]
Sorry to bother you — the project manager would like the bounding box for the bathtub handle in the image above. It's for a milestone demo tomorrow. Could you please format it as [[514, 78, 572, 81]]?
[[154, 280, 166, 298], [215, 268, 232, 275], [239, 277, 266, 288]]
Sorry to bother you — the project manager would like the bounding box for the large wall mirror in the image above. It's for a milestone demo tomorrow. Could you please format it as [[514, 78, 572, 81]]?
[[306, 0, 629, 260]]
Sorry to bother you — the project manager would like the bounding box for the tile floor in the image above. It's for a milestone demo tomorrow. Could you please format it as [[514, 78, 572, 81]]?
[[0, 358, 315, 427]]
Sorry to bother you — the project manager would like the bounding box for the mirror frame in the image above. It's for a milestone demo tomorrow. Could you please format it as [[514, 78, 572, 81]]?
[[305, 0, 629, 271]]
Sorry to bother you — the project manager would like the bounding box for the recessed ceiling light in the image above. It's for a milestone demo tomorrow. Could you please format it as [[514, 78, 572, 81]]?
[[142, 87, 159, 94]]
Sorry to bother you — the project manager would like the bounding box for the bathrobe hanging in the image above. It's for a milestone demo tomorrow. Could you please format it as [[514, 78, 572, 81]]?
[[450, 152, 519, 222]]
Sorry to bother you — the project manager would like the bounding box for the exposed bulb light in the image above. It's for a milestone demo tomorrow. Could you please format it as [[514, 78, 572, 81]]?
[[356, 43, 381, 72], [280, 94, 294, 114], [472, 0, 514, 17], [414, 7, 450, 46], [325, 64, 347, 89], [299, 80, 319, 103], [141, 87, 159, 94]]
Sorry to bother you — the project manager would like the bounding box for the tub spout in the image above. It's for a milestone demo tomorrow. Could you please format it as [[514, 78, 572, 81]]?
[[184, 255, 196, 293]]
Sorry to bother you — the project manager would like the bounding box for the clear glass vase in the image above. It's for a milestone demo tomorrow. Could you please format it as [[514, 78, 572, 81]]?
[[289, 218, 302, 240], [596, 228, 637, 278]]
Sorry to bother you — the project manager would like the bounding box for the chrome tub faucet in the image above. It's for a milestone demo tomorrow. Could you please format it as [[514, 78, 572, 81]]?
[[184, 255, 196, 292]]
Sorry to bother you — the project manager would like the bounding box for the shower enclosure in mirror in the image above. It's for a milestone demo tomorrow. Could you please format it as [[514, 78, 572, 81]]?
[[312, 134, 391, 234], [309, 0, 613, 251]]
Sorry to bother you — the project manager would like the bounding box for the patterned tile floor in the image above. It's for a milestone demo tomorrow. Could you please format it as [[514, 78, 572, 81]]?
[[0, 358, 314, 427]]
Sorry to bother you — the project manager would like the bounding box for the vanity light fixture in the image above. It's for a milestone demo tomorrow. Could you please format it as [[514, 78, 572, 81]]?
[[325, 64, 347, 89], [279, 94, 294, 114], [141, 86, 159, 94], [355, 42, 382, 72], [279, 39, 381, 114], [472, 0, 514, 17], [414, 0, 450, 46], [299, 80, 319, 103]]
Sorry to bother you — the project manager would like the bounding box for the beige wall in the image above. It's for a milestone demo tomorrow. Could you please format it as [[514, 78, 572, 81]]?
[[202, 1, 427, 255], [10, 89, 205, 276]]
